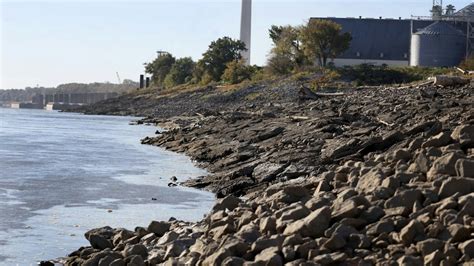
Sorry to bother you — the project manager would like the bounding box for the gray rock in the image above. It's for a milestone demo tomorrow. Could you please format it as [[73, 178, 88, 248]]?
[[82, 251, 110, 266], [109, 258, 125, 266], [312, 252, 347, 264], [332, 197, 363, 220], [210, 224, 235, 240], [278, 204, 310, 223], [282, 246, 296, 261], [251, 237, 281, 253], [459, 239, 474, 258], [399, 220, 424, 245], [451, 124, 474, 149], [283, 206, 331, 238], [98, 252, 123, 266], [392, 149, 412, 161], [385, 189, 423, 209], [157, 231, 179, 245], [397, 255, 423, 266], [408, 153, 431, 174], [424, 250, 443, 266], [201, 248, 230, 266], [455, 159, 474, 178], [422, 132, 452, 148], [256, 127, 284, 141], [126, 255, 145, 266], [89, 234, 113, 250], [221, 256, 245, 266], [147, 221, 170, 236], [253, 162, 285, 182], [259, 216, 276, 234], [427, 152, 465, 181], [347, 234, 371, 249], [322, 234, 346, 250], [123, 244, 148, 260], [254, 247, 283, 266], [267, 185, 310, 204], [359, 206, 385, 223], [356, 168, 386, 193], [236, 224, 260, 243], [222, 238, 249, 257], [213, 195, 242, 212], [416, 238, 445, 257], [447, 224, 470, 243], [366, 220, 394, 236], [438, 177, 473, 199], [85, 226, 115, 241]]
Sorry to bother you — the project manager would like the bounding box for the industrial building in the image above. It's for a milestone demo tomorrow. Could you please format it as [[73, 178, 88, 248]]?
[[312, 2, 474, 67]]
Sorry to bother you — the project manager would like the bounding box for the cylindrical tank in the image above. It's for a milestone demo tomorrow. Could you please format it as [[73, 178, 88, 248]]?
[[410, 21, 466, 67]]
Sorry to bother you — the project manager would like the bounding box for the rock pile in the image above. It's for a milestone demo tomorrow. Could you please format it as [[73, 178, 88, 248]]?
[[61, 84, 473, 265]]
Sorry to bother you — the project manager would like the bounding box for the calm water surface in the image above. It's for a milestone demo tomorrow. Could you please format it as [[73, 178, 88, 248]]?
[[0, 108, 214, 265]]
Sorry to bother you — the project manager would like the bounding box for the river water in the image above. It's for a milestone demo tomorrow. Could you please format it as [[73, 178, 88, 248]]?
[[0, 108, 214, 265]]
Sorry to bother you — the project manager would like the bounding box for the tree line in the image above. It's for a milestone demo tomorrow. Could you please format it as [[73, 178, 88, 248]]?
[[144, 19, 351, 88], [0, 80, 138, 103]]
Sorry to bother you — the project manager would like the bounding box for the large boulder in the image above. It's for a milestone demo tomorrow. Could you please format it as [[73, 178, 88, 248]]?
[[385, 189, 423, 209], [459, 239, 474, 258], [451, 124, 474, 149], [438, 177, 473, 199], [283, 206, 331, 238], [455, 159, 474, 178], [427, 152, 464, 180], [122, 244, 148, 260], [422, 132, 452, 148], [147, 221, 170, 236], [254, 247, 283, 266], [356, 168, 386, 193], [399, 220, 424, 245], [212, 195, 242, 212]]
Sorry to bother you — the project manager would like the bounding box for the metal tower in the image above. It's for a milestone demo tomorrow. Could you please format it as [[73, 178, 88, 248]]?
[[240, 0, 252, 65], [431, 0, 443, 19]]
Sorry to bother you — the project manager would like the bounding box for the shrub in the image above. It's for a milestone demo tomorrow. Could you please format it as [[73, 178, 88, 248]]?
[[266, 54, 295, 75], [221, 60, 256, 84]]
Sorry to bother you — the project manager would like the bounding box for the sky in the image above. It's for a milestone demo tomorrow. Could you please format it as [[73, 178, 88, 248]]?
[[1, 0, 472, 89]]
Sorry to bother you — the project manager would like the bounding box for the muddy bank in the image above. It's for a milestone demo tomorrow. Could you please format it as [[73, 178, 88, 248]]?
[[59, 81, 474, 265]]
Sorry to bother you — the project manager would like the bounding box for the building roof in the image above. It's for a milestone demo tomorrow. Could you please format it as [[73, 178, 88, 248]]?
[[455, 3, 474, 18], [415, 21, 466, 36], [312, 18, 432, 61]]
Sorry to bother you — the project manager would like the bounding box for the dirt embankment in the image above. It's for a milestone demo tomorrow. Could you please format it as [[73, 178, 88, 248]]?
[[60, 80, 474, 265]]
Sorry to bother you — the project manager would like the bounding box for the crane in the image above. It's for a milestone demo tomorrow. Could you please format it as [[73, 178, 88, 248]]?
[[116, 72, 122, 84]]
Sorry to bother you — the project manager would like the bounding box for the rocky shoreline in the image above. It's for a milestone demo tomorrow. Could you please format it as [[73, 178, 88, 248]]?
[[58, 81, 474, 265]]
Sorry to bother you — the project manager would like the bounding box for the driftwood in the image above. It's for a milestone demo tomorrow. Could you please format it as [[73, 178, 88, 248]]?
[[432, 75, 470, 87], [377, 117, 395, 127], [299, 86, 345, 100], [288, 116, 310, 122], [397, 80, 433, 90], [456, 67, 468, 75]]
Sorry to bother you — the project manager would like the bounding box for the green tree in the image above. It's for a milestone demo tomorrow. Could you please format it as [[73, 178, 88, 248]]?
[[164, 57, 195, 88], [145, 53, 176, 86], [267, 25, 307, 75], [269, 25, 285, 43], [221, 60, 256, 84], [199, 37, 247, 82], [300, 19, 351, 67]]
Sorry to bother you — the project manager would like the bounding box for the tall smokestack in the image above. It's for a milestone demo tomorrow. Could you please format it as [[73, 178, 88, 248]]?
[[240, 0, 252, 65]]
